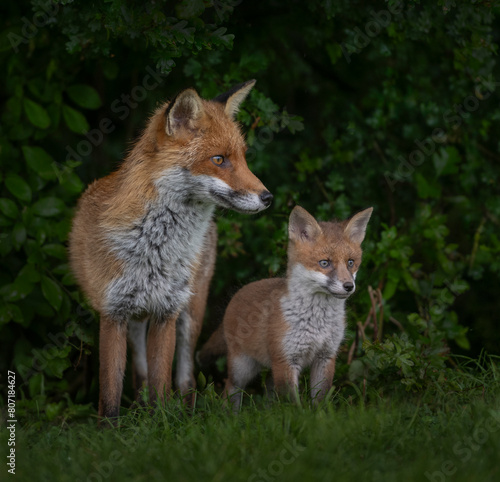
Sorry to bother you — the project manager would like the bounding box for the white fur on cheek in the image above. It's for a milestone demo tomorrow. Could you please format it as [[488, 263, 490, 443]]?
[[289, 264, 330, 295], [202, 177, 266, 213]]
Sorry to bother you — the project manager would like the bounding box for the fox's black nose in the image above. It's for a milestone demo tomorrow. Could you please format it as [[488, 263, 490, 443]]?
[[343, 282, 354, 292], [260, 191, 273, 207]]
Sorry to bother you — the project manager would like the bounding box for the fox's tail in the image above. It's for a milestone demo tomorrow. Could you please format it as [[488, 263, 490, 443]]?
[[196, 323, 227, 367]]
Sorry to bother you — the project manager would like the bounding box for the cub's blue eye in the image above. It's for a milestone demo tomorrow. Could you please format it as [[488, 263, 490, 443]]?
[[211, 155, 225, 166], [347, 259, 354, 268], [319, 260, 330, 268]]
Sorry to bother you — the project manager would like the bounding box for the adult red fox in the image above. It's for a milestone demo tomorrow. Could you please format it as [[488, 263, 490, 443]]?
[[198, 206, 372, 408], [69, 80, 272, 421]]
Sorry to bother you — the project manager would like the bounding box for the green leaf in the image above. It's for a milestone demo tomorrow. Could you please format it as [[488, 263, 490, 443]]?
[[23, 98, 51, 129], [177, 0, 205, 19], [6, 303, 23, 324], [0, 231, 12, 256], [383, 278, 398, 301], [29, 373, 43, 398], [11, 223, 26, 250], [52, 263, 69, 275], [348, 360, 365, 382], [414, 173, 441, 199], [0, 278, 33, 302], [5, 173, 32, 202], [42, 243, 67, 260], [0, 198, 19, 219], [183, 58, 202, 79], [197, 370, 207, 390], [8, 123, 34, 141], [0, 305, 11, 326], [62, 104, 90, 134], [62, 272, 76, 286], [61, 171, 84, 194], [46, 356, 71, 379], [102, 61, 119, 80], [32, 197, 65, 217], [41, 275, 63, 311], [22, 146, 57, 180], [66, 84, 102, 110], [45, 401, 65, 420], [34, 300, 54, 318], [2, 97, 22, 124], [0, 215, 13, 227], [454, 334, 470, 350], [0, 303, 23, 326], [17, 263, 41, 284], [211, 27, 234, 48]]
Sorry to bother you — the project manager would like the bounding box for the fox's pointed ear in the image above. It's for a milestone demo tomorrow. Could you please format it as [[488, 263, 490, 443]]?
[[344, 207, 373, 244], [289, 206, 322, 243], [213, 79, 256, 118], [165, 88, 204, 136]]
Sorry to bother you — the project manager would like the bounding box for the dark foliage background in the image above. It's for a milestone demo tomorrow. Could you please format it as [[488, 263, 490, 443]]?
[[1, 0, 499, 417]]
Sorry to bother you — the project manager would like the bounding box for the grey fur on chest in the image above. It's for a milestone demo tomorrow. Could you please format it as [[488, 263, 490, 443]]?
[[280, 292, 345, 368], [104, 170, 215, 323]]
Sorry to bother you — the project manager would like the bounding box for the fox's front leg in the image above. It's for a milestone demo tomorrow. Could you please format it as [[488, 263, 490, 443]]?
[[147, 316, 177, 406], [128, 319, 148, 402], [176, 221, 217, 406], [98, 315, 128, 424], [175, 310, 198, 405], [272, 359, 300, 404], [310, 356, 336, 403]]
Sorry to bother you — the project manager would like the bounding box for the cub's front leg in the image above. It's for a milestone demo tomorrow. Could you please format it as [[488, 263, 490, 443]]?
[[310, 356, 337, 403], [272, 358, 300, 404], [224, 352, 262, 412]]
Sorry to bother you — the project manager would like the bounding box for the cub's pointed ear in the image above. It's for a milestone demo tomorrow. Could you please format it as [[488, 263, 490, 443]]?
[[165, 88, 204, 136], [289, 206, 322, 243], [344, 207, 373, 244], [213, 79, 256, 118]]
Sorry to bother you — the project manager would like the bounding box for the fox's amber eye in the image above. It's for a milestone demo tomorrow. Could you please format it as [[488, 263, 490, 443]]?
[[347, 259, 354, 268], [211, 155, 225, 166], [319, 260, 330, 268]]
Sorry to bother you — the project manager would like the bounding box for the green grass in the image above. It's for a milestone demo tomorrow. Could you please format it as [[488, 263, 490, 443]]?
[[4, 359, 500, 482]]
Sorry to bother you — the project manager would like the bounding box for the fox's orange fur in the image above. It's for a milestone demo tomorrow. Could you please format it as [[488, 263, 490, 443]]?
[[69, 80, 272, 421], [199, 206, 373, 408]]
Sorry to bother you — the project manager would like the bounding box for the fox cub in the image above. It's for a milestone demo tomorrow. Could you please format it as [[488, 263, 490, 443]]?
[[199, 205, 372, 408]]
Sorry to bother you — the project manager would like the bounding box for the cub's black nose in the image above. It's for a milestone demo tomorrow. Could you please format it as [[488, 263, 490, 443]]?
[[343, 282, 354, 292], [260, 191, 273, 207]]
